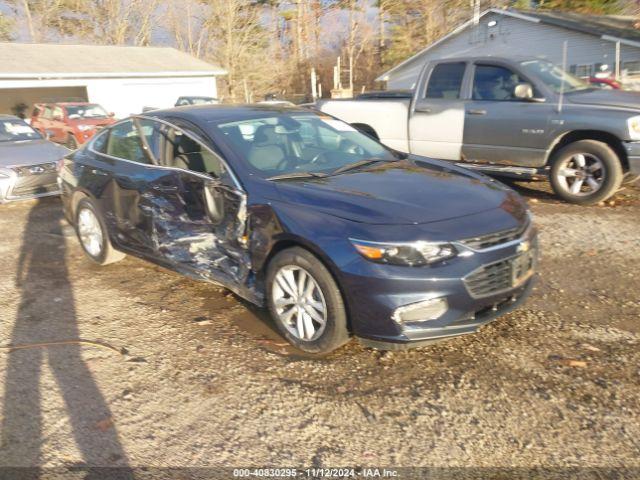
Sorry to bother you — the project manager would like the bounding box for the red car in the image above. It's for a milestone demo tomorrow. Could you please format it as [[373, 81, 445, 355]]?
[[588, 77, 623, 90], [31, 102, 116, 149]]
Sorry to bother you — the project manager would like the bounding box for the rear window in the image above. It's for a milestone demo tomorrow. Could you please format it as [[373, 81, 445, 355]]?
[[425, 62, 466, 99]]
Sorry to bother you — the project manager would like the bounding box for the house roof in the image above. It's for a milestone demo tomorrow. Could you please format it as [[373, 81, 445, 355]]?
[[376, 8, 640, 82], [521, 10, 640, 43], [0, 43, 227, 79]]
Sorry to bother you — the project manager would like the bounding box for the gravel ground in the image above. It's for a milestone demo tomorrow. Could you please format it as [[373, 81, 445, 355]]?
[[0, 182, 638, 478]]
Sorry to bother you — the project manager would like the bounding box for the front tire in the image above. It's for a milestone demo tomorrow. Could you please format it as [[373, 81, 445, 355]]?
[[66, 134, 78, 150], [75, 198, 125, 265], [550, 140, 623, 205], [266, 247, 349, 354]]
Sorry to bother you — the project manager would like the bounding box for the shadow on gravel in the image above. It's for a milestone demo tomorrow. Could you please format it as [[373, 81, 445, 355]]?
[[499, 179, 559, 203], [0, 199, 131, 476]]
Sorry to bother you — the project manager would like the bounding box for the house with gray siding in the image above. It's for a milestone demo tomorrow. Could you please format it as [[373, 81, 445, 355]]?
[[377, 8, 640, 90]]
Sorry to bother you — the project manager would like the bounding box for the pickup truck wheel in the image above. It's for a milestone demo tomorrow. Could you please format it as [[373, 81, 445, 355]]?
[[266, 247, 349, 354], [550, 140, 623, 205], [66, 135, 78, 150], [75, 198, 125, 265]]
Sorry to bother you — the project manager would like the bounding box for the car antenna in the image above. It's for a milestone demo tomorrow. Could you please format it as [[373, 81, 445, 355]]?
[[557, 40, 568, 114]]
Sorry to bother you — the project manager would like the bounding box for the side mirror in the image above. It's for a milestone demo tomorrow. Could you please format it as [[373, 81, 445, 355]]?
[[513, 82, 534, 100], [513, 82, 545, 102]]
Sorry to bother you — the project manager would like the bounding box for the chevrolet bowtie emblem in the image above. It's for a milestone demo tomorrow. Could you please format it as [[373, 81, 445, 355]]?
[[29, 166, 45, 174], [517, 241, 530, 253]]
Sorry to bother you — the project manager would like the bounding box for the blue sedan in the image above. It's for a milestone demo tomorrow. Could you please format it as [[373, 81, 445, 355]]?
[[58, 105, 538, 354]]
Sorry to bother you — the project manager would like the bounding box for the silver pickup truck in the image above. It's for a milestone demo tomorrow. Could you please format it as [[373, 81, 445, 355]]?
[[318, 56, 640, 205]]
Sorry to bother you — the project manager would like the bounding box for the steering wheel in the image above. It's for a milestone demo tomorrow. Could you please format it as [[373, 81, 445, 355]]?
[[276, 156, 298, 171]]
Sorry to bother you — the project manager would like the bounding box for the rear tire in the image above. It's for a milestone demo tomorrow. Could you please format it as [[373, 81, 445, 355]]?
[[549, 140, 623, 205], [266, 247, 349, 354], [75, 198, 125, 265]]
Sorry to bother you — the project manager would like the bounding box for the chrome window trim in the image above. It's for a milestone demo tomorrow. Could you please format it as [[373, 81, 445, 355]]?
[[87, 116, 244, 193]]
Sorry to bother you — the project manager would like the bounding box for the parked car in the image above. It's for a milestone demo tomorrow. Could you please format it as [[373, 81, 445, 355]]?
[[0, 115, 69, 202], [31, 102, 116, 149], [318, 56, 640, 205], [589, 77, 623, 90], [59, 105, 538, 354], [175, 96, 219, 106]]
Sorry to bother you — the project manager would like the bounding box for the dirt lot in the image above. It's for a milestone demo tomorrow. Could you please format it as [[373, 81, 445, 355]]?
[[0, 181, 639, 477]]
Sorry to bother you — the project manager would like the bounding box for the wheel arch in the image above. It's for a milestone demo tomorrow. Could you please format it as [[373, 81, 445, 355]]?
[[260, 236, 354, 331], [546, 130, 629, 172]]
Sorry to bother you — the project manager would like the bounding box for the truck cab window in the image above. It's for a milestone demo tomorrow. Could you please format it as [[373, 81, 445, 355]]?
[[425, 62, 466, 99], [473, 65, 529, 101]]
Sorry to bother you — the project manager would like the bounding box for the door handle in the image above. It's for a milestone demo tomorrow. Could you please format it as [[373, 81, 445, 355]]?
[[90, 168, 109, 176], [415, 107, 432, 113], [467, 109, 487, 115]]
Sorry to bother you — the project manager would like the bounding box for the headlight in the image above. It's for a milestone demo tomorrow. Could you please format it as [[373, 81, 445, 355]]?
[[350, 238, 457, 266], [627, 116, 640, 140], [77, 125, 94, 132]]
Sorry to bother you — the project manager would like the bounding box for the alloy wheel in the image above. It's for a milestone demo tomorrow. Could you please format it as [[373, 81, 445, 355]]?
[[272, 266, 327, 341], [555, 153, 605, 197], [77, 208, 103, 257]]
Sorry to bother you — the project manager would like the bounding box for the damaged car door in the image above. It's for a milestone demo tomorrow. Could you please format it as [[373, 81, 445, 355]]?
[[121, 117, 251, 296]]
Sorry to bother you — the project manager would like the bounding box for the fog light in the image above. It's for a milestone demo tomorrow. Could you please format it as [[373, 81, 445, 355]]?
[[392, 297, 448, 324]]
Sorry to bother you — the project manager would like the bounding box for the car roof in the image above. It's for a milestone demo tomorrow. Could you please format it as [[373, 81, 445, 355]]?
[[144, 104, 313, 124], [431, 55, 539, 64]]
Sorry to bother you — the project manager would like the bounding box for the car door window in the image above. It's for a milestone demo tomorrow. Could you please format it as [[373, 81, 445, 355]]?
[[106, 120, 149, 164], [136, 118, 225, 178], [43, 106, 53, 120], [473, 65, 529, 101], [91, 129, 109, 153], [425, 62, 466, 99]]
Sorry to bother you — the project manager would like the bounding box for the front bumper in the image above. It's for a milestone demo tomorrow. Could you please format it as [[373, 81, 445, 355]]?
[[0, 167, 60, 203], [338, 225, 538, 349], [624, 141, 640, 174]]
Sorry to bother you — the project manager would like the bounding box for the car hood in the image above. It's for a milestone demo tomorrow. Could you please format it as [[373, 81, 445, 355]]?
[[69, 118, 114, 127], [274, 159, 526, 225], [0, 139, 69, 168], [568, 89, 640, 110]]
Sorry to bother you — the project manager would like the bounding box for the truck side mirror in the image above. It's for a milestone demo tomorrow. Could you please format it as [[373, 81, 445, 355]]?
[[513, 83, 534, 100]]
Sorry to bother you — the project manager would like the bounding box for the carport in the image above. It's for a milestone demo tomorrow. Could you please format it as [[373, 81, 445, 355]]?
[[0, 43, 227, 119]]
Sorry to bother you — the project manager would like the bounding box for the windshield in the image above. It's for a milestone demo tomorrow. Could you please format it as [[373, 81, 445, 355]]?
[[0, 119, 42, 142], [520, 60, 591, 93], [213, 112, 397, 178], [66, 104, 109, 120]]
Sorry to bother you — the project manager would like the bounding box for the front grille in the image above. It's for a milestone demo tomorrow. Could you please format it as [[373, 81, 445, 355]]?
[[460, 219, 529, 250], [9, 164, 59, 199], [464, 250, 535, 299], [465, 258, 514, 298], [13, 162, 57, 177]]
